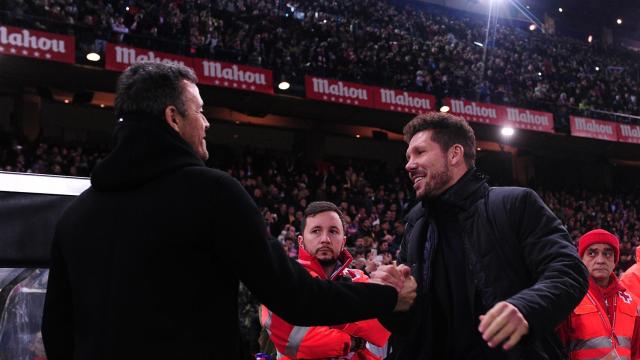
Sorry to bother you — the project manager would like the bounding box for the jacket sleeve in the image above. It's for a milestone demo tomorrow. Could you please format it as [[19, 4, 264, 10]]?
[[341, 319, 390, 347], [215, 174, 397, 326], [261, 306, 351, 358], [377, 213, 420, 335], [632, 309, 640, 360], [41, 225, 74, 360], [504, 188, 589, 338]]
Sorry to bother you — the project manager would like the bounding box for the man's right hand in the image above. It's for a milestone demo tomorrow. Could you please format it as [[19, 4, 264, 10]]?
[[370, 264, 417, 312]]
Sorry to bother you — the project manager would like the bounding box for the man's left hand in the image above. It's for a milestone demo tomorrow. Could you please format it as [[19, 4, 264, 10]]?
[[478, 301, 529, 350]]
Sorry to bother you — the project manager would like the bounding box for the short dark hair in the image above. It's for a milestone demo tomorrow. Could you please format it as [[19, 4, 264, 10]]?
[[403, 112, 476, 167], [301, 201, 346, 234], [115, 62, 198, 120]]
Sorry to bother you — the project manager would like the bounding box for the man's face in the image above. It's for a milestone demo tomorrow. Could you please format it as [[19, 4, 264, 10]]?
[[175, 81, 210, 160], [582, 244, 616, 284], [405, 130, 453, 199], [299, 211, 346, 266]]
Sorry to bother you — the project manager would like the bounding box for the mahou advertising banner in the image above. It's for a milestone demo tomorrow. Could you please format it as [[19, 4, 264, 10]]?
[[193, 58, 273, 94], [445, 98, 504, 126], [570, 116, 618, 141], [373, 88, 435, 114], [503, 107, 554, 133], [105, 43, 193, 72], [618, 123, 640, 144], [0, 25, 75, 64], [305, 76, 375, 108], [444, 98, 554, 133]]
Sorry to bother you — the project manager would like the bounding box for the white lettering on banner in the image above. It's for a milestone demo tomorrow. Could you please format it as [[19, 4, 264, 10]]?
[[450, 99, 497, 118], [115, 46, 186, 66], [620, 125, 640, 138], [0, 27, 66, 53], [575, 118, 614, 134], [312, 78, 368, 100], [380, 89, 430, 109], [202, 61, 266, 85], [506, 108, 550, 126]]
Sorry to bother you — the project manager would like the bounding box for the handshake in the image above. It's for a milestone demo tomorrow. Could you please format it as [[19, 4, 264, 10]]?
[[369, 264, 417, 312]]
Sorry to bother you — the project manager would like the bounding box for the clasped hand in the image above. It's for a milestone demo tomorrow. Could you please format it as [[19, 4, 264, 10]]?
[[369, 264, 417, 312]]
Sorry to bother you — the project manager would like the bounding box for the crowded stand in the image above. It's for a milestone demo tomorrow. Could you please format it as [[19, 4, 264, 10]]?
[[2, 0, 640, 124], [2, 137, 638, 274]]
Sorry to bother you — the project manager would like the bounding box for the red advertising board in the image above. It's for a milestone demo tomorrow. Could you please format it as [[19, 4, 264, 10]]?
[[618, 123, 640, 144], [305, 76, 375, 108], [0, 25, 75, 64], [105, 43, 193, 72], [503, 106, 554, 133], [193, 58, 273, 94], [570, 116, 618, 141], [444, 98, 504, 126], [373, 88, 435, 114], [444, 98, 555, 133]]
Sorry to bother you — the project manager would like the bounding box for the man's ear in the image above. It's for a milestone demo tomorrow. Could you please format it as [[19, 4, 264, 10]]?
[[164, 106, 180, 133], [449, 144, 465, 166], [298, 235, 304, 249]]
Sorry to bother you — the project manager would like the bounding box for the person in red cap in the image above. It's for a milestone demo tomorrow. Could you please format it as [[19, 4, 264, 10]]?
[[621, 246, 640, 299], [557, 229, 640, 359]]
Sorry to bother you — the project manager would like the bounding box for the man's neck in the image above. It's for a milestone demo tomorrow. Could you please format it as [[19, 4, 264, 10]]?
[[595, 276, 611, 288], [323, 264, 337, 279]]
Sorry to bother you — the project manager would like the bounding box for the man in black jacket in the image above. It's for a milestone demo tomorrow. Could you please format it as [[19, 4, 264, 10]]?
[[375, 112, 588, 359], [41, 63, 416, 360]]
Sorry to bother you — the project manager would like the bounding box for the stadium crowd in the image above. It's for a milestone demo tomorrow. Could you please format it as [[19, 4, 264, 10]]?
[[2, 0, 640, 123], [2, 138, 639, 274]]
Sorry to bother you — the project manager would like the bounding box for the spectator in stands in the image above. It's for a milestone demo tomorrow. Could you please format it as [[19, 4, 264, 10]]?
[[376, 112, 588, 359], [260, 201, 393, 359], [557, 229, 640, 359], [41, 62, 416, 359]]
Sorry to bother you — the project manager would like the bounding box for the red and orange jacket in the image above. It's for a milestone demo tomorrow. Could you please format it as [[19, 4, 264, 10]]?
[[557, 275, 640, 360], [621, 247, 640, 298], [260, 246, 390, 359]]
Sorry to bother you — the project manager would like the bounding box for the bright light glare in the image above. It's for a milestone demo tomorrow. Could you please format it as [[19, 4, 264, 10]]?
[[529, 24, 536, 31], [86, 52, 100, 61], [558, 7, 563, 13], [473, 41, 484, 47], [501, 127, 515, 136], [617, 18, 623, 25], [588, 35, 593, 43], [278, 81, 290, 90], [439, 105, 450, 113]]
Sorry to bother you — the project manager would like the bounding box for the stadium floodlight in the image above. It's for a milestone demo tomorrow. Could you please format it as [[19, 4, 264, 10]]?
[[537, 72, 542, 76], [277, 81, 290, 90], [501, 127, 515, 137], [558, 7, 563, 13], [588, 35, 593, 43], [86, 52, 101, 62], [439, 105, 450, 113], [595, 66, 600, 71], [617, 18, 623, 25], [529, 24, 536, 31], [473, 41, 484, 47]]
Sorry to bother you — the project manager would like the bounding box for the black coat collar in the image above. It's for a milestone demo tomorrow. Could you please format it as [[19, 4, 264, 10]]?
[[91, 113, 204, 191]]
